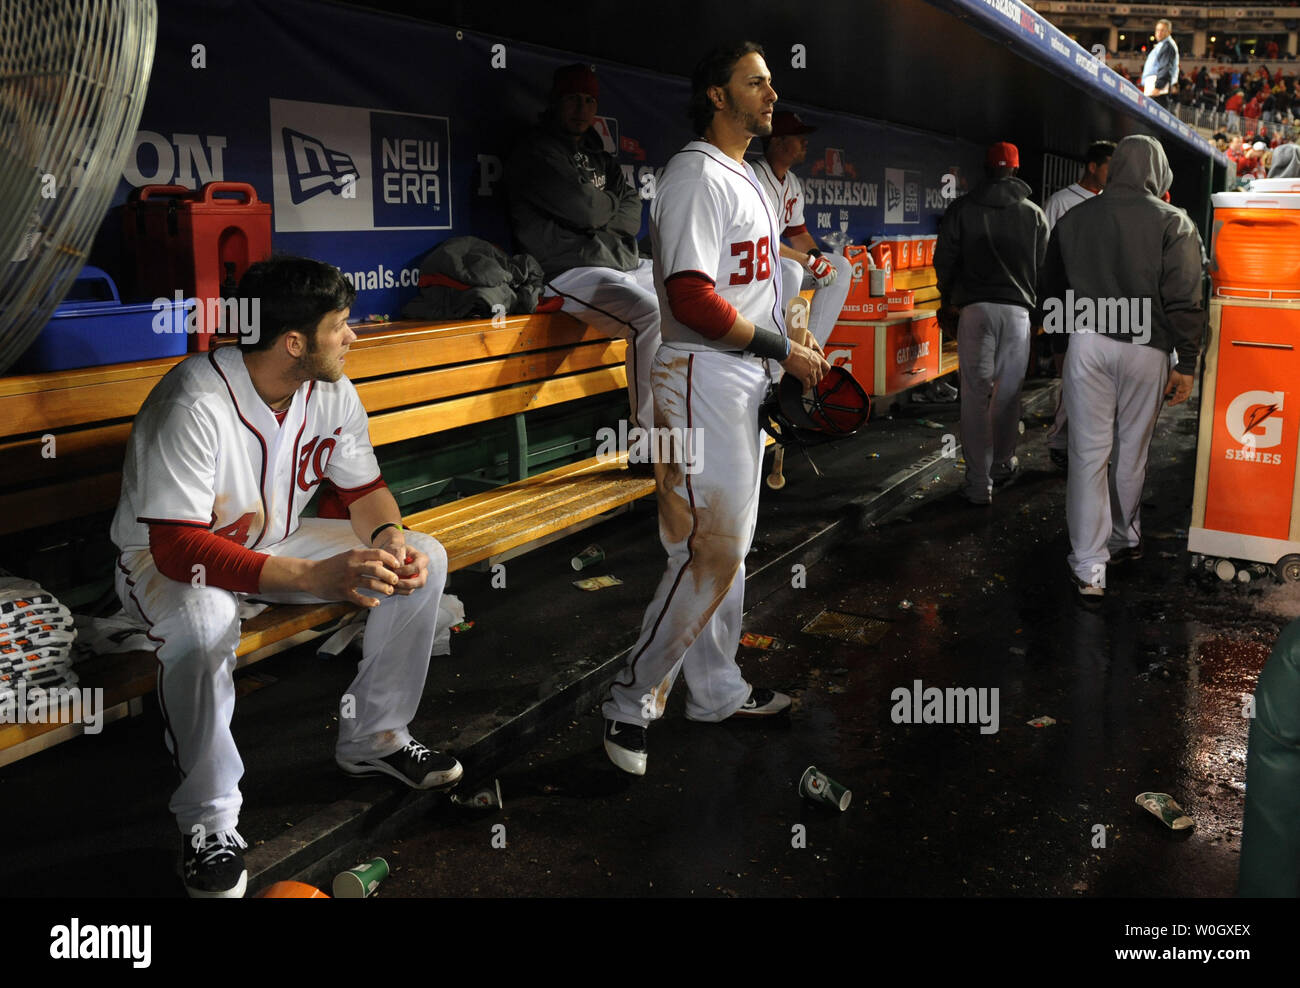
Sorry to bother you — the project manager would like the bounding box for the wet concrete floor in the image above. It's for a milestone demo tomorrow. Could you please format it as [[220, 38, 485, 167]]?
[[357, 392, 1291, 898]]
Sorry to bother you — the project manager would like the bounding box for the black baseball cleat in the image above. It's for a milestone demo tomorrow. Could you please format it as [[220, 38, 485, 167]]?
[[730, 687, 792, 717], [603, 718, 647, 776], [182, 829, 248, 899], [1049, 448, 1069, 473], [1109, 539, 1144, 564], [337, 739, 463, 790]]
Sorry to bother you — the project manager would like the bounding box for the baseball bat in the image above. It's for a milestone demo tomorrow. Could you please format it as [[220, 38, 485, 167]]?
[[767, 446, 786, 490]]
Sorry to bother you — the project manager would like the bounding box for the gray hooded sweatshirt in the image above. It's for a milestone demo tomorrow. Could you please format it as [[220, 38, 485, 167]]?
[[1268, 143, 1300, 178], [1038, 135, 1204, 374]]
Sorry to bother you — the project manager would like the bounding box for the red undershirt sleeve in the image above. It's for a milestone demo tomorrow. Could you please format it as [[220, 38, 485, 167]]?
[[149, 523, 269, 594], [664, 271, 738, 340], [315, 476, 388, 520], [784, 223, 808, 238]]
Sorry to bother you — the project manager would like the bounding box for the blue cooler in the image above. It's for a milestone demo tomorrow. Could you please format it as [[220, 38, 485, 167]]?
[[15, 266, 190, 373]]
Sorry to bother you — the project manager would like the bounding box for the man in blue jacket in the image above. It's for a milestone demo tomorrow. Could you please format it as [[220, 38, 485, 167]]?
[[1142, 19, 1180, 109]]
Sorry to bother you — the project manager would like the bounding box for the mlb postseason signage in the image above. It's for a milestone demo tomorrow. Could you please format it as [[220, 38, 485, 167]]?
[[98, 0, 979, 317], [942, 0, 1226, 168]]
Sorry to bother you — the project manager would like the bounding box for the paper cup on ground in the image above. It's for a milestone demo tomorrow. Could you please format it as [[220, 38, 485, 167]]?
[[451, 778, 504, 810], [332, 857, 389, 898], [800, 766, 851, 811]]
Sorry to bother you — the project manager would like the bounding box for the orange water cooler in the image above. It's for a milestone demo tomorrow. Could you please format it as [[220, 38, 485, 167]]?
[[1189, 192, 1300, 581]]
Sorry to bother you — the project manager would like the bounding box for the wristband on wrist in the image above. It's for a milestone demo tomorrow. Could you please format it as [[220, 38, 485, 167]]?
[[806, 248, 822, 259], [370, 522, 403, 544], [746, 326, 793, 361]]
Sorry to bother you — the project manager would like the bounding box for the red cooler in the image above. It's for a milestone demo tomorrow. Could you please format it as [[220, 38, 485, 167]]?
[[123, 181, 272, 350]]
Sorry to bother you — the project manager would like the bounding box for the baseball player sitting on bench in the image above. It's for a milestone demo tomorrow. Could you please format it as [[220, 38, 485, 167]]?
[[507, 63, 662, 449], [752, 110, 851, 350], [111, 256, 461, 898]]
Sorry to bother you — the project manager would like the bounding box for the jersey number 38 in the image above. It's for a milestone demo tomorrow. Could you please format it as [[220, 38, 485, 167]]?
[[729, 237, 772, 285]]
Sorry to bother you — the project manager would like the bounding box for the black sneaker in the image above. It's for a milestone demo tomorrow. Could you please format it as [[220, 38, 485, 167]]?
[[337, 739, 463, 790], [1109, 539, 1144, 564], [991, 457, 1021, 488], [181, 829, 248, 899], [603, 719, 647, 775], [730, 687, 792, 717]]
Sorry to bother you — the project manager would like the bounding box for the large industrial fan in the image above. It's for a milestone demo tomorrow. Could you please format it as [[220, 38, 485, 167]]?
[[0, 0, 157, 374]]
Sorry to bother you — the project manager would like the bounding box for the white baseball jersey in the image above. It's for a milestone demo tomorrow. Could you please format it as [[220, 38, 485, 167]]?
[[1044, 183, 1097, 232], [651, 140, 786, 350], [111, 345, 381, 555], [752, 156, 807, 238]]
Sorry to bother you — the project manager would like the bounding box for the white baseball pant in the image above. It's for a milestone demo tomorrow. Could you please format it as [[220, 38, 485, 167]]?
[[1047, 377, 1069, 453], [115, 519, 446, 836], [779, 253, 852, 348], [602, 347, 771, 726], [546, 259, 662, 433], [1064, 332, 1170, 586], [957, 302, 1031, 501]]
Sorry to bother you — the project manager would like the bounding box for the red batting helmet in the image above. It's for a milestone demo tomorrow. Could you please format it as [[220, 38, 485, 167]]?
[[760, 366, 871, 448]]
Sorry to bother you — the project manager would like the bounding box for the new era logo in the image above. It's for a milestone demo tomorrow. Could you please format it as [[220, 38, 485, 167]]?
[[282, 128, 358, 204]]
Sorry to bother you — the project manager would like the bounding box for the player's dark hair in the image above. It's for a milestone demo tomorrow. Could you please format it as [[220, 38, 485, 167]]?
[[236, 256, 357, 352], [689, 41, 765, 136], [1084, 141, 1116, 166]]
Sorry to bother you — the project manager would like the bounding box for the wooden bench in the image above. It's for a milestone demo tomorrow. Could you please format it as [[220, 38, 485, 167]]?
[[0, 312, 657, 764]]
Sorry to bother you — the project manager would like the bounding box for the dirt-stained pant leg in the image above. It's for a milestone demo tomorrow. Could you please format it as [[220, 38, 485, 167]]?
[[603, 348, 769, 727]]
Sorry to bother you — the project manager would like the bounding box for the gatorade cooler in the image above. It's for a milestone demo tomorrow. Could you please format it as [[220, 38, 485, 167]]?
[[123, 181, 272, 350], [824, 311, 940, 395], [921, 234, 938, 266], [1189, 297, 1300, 583], [1250, 178, 1300, 193], [1209, 191, 1300, 301]]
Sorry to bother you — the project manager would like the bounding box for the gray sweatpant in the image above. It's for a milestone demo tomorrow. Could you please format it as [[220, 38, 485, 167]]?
[[957, 302, 1031, 501]]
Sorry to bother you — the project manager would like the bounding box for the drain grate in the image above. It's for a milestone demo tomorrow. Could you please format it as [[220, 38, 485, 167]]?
[[801, 610, 891, 645]]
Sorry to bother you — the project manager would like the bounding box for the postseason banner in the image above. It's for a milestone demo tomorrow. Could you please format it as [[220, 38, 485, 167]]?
[[94, 0, 982, 316]]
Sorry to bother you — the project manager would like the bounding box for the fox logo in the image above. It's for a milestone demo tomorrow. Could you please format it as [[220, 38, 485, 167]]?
[[282, 128, 358, 204]]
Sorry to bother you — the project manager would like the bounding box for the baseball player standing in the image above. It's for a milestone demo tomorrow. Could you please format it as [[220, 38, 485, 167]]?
[[752, 111, 851, 349], [508, 64, 661, 441], [1039, 135, 1202, 600], [1041, 140, 1114, 473], [111, 257, 461, 897], [934, 141, 1048, 505], [601, 42, 829, 775]]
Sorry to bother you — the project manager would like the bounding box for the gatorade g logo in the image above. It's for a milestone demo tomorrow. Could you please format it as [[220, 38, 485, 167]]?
[[852, 261, 864, 280], [827, 348, 853, 373], [1226, 390, 1284, 449]]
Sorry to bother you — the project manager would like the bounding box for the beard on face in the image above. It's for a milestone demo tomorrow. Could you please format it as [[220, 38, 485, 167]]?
[[297, 333, 344, 383], [723, 89, 771, 138]]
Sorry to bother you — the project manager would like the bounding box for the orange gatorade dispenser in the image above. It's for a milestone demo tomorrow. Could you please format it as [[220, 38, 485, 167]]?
[[1209, 192, 1300, 300], [1190, 297, 1300, 580]]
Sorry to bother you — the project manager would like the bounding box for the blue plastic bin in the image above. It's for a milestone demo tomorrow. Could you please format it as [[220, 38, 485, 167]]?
[[15, 266, 190, 373]]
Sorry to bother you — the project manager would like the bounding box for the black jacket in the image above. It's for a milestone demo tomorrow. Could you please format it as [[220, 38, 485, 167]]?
[[934, 175, 1048, 313]]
